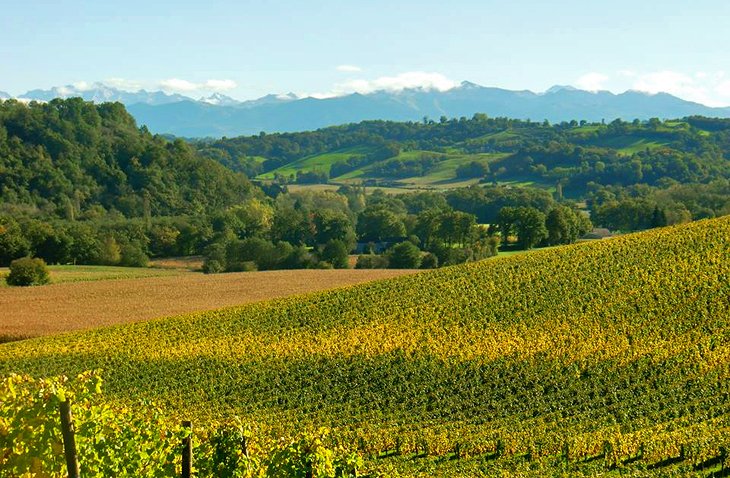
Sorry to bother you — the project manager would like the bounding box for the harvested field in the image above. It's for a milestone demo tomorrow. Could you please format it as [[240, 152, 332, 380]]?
[[0, 268, 418, 341]]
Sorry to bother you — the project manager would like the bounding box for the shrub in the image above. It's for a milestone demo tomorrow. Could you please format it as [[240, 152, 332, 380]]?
[[355, 254, 390, 269], [99, 236, 121, 265], [280, 245, 317, 269], [202, 259, 225, 274], [203, 242, 227, 273], [420, 252, 439, 269], [119, 243, 149, 267], [6, 257, 50, 286]]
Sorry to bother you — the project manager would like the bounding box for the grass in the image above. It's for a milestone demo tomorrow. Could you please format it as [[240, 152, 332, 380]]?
[[404, 153, 507, 187], [0, 268, 418, 341], [342, 151, 509, 188], [0, 264, 180, 287], [586, 135, 672, 155], [1, 217, 728, 476], [258, 146, 373, 180], [263, 148, 509, 190]]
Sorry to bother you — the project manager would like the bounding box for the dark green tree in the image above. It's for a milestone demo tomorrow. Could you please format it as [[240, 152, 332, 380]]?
[[388, 241, 422, 269], [319, 240, 349, 269], [356, 208, 406, 242]]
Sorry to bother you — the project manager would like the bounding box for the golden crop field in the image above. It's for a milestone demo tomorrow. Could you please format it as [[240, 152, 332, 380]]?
[[0, 268, 418, 341], [1, 217, 729, 476]]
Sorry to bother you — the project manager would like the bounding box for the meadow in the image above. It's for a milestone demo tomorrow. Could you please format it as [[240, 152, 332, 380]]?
[[1, 216, 728, 476], [0, 264, 180, 287], [260, 147, 513, 190]]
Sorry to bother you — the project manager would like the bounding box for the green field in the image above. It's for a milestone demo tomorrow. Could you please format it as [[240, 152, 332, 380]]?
[[259, 146, 373, 179], [263, 147, 517, 191], [0, 264, 180, 287], [2, 217, 729, 476], [396, 153, 507, 187], [591, 136, 671, 155], [337, 151, 510, 189]]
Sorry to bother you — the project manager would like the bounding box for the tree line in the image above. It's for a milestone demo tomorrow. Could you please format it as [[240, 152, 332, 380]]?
[[2, 98, 728, 274]]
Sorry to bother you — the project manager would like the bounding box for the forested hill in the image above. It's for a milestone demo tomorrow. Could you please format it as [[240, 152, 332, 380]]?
[[0, 98, 258, 218], [198, 115, 730, 196]]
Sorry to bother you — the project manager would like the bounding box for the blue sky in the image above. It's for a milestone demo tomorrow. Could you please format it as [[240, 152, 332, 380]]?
[[2, 0, 730, 105]]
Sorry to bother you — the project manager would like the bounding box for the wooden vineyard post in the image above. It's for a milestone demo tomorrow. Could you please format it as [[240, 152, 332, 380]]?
[[58, 400, 80, 478], [182, 420, 192, 478]]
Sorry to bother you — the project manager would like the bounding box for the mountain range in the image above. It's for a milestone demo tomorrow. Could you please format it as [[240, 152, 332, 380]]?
[[4, 81, 730, 138]]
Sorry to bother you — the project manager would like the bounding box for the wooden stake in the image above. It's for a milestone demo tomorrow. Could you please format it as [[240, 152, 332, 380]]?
[[182, 421, 192, 478], [58, 401, 80, 478]]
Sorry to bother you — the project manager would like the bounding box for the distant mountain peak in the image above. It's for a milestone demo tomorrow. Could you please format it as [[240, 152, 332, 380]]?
[[544, 85, 579, 94], [18, 83, 194, 106], [8, 80, 730, 138], [199, 92, 240, 106], [0, 91, 10, 100], [236, 92, 300, 109], [458, 80, 482, 89]]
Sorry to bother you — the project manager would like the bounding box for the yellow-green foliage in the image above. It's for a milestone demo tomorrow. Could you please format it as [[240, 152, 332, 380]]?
[[0, 372, 360, 477], [1, 217, 729, 476]]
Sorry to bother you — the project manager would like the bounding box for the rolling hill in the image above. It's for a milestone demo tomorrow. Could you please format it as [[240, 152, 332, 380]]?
[[1, 216, 728, 476], [0, 98, 259, 217], [199, 115, 730, 196]]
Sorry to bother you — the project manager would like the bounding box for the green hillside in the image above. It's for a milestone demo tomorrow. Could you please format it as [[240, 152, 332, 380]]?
[[259, 146, 374, 180], [0, 98, 257, 217], [199, 116, 730, 196], [2, 217, 729, 476], [336, 151, 510, 188]]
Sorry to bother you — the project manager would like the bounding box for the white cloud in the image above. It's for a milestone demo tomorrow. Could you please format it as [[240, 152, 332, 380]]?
[[204, 79, 237, 91], [159, 78, 199, 92], [570, 69, 730, 107], [631, 70, 722, 106], [159, 78, 238, 93], [56, 86, 74, 96], [575, 72, 609, 91], [72, 81, 93, 91], [104, 78, 144, 91], [336, 64, 362, 73], [715, 80, 730, 98], [632, 70, 695, 95], [310, 71, 458, 98]]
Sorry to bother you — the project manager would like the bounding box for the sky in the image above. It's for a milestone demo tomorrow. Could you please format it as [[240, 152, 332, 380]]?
[[2, 0, 730, 106]]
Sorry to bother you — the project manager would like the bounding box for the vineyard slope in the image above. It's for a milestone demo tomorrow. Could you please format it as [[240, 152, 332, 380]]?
[[1, 216, 729, 475]]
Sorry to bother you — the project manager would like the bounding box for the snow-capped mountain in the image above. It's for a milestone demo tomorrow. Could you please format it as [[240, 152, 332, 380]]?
[[19, 83, 191, 105], [6, 81, 730, 138], [199, 93, 241, 106]]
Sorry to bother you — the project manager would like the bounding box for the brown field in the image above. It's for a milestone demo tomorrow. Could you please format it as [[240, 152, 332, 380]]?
[[0, 269, 419, 341]]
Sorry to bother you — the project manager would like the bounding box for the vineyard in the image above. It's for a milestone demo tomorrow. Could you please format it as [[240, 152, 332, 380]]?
[[1, 216, 729, 476]]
